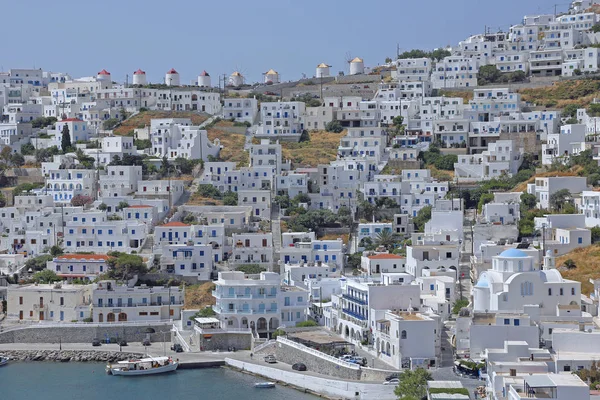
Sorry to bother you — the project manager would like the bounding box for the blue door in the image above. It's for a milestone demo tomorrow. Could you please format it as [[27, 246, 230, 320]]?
[[284, 256, 290, 263], [60, 311, 64, 321], [168, 232, 172, 241]]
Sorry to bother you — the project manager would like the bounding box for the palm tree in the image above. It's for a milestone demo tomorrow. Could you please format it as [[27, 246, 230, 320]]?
[[374, 230, 398, 251]]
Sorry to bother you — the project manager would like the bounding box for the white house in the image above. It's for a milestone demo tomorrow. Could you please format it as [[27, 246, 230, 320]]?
[[455, 140, 523, 182], [7, 283, 92, 322], [222, 98, 258, 124], [212, 271, 308, 337], [527, 177, 587, 209], [361, 253, 406, 275], [159, 244, 213, 280], [231, 233, 273, 268], [542, 124, 586, 165], [256, 101, 306, 141], [48, 254, 110, 281], [92, 280, 183, 323]]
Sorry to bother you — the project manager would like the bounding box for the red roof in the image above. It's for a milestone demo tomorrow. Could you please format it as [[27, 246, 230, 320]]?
[[61, 118, 83, 122], [98, 69, 110, 75], [161, 221, 189, 227], [368, 254, 404, 260], [167, 68, 178, 74], [200, 70, 210, 76], [128, 205, 152, 208], [56, 254, 110, 261], [134, 69, 146, 75]]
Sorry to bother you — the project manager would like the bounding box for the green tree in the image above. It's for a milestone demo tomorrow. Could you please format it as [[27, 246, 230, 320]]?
[[520, 193, 537, 211], [337, 205, 354, 227], [20, 143, 35, 156], [117, 201, 130, 211], [592, 226, 600, 244], [32, 269, 61, 284], [433, 154, 457, 171], [413, 205, 432, 232], [357, 200, 376, 221], [374, 230, 398, 251], [589, 103, 600, 117], [549, 189, 572, 212], [103, 118, 120, 130], [98, 203, 108, 211], [478, 65, 502, 85], [392, 116, 404, 127], [25, 254, 53, 272], [134, 138, 152, 150], [223, 191, 238, 206], [107, 252, 147, 281], [10, 152, 25, 167], [394, 368, 432, 399], [346, 252, 362, 270], [325, 120, 344, 133], [49, 245, 64, 257], [61, 124, 72, 153], [274, 194, 291, 209], [478, 192, 494, 212], [190, 307, 216, 319], [452, 298, 469, 314]]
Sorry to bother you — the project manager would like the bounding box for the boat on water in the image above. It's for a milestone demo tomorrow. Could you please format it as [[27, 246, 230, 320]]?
[[0, 357, 8, 367], [106, 356, 178, 376], [254, 382, 276, 388]]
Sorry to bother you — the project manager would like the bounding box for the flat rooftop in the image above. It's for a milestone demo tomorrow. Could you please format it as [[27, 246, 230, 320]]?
[[391, 311, 425, 321], [288, 330, 350, 345]]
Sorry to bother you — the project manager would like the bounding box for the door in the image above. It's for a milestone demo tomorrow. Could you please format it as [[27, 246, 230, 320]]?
[[60, 311, 64, 321], [19, 310, 23, 320], [284, 256, 290, 263], [39, 311, 44, 321]]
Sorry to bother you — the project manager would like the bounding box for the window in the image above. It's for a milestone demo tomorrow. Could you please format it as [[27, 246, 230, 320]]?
[[520, 281, 533, 296], [514, 319, 520, 326], [504, 318, 510, 325], [401, 330, 407, 339], [572, 287, 575, 296], [19, 296, 23, 305], [548, 288, 552, 296], [560, 288, 564, 295]]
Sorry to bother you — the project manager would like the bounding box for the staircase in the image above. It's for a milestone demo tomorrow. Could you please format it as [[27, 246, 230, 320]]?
[[140, 235, 154, 254]]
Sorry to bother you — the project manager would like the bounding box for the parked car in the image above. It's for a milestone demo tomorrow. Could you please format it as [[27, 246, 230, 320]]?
[[385, 373, 400, 381], [142, 338, 151, 346], [92, 338, 101, 347], [350, 357, 367, 366], [264, 355, 277, 364], [171, 343, 183, 353], [383, 378, 399, 385], [340, 355, 353, 361], [292, 363, 307, 371], [119, 340, 128, 347]]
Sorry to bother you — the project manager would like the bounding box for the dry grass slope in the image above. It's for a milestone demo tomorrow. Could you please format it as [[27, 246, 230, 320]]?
[[113, 111, 209, 135], [184, 281, 216, 310], [281, 130, 346, 168], [519, 79, 600, 109], [557, 245, 600, 295], [206, 121, 248, 167], [511, 168, 582, 192]]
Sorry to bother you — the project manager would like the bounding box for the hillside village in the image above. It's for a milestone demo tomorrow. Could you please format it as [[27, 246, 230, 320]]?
[[7, 1, 600, 399]]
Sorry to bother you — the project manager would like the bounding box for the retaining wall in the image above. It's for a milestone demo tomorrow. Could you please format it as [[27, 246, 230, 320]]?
[[0, 323, 172, 344], [226, 358, 397, 400]]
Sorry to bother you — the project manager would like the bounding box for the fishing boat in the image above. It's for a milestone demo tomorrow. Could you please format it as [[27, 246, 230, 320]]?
[[106, 356, 178, 376], [254, 382, 276, 388], [0, 357, 8, 367]]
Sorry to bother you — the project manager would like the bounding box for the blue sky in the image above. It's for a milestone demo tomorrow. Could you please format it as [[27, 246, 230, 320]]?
[[5, 0, 564, 84]]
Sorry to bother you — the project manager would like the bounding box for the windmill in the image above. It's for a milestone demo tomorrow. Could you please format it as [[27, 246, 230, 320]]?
[[344, 51, 354, 75]]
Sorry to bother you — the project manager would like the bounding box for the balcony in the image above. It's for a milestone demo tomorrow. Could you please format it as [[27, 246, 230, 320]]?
[[214, 306, 278, 314], [342, 308, 367, 321], [342, 294, 368, 306]]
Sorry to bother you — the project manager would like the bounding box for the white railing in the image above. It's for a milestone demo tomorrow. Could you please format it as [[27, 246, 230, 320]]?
[[253, 339, 276, 353], [173, 324, 191, 352], [276, 337, 360, 369]]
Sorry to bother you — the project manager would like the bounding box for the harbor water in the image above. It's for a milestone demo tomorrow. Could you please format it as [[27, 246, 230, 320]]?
[[1, 362, 317, 400]]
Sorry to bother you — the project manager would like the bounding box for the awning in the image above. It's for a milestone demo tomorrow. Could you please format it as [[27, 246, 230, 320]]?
[[203, 335, 213, 339]]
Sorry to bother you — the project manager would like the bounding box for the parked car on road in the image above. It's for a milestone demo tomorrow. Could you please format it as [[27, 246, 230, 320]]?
[[292, 363, 307, 371], [118, 340, 128, 347], [142, 338, 151, 346], [385, 373, 400, 381], [264, 355, 277, 364], [92, 338, 101, 347], [171, 343, 183, 353], [383, 378, 399, 385]]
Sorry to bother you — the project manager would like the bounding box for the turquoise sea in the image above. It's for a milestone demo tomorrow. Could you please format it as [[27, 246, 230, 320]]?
[[1, 362, 316, 400]]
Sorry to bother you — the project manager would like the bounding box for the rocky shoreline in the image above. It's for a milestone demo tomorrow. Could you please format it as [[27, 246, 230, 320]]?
[[0, 350, 143, 362]]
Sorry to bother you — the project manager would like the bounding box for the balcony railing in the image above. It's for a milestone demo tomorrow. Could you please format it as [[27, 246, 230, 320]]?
[[342, 294, 368, 306], [342, 308, 367, 321]]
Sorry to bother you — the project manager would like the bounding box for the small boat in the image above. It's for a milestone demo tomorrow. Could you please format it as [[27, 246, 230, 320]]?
[[254, 382, 276, 388], [0, 357, 8, 367], [106, 356, 178, 376]]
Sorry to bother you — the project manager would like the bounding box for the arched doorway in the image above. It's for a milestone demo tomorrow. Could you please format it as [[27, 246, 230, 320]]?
[[98, 313, 103, 323], [257, 317, 267, 331], [241, 317, 248, 329], [118, 313, 127, 322], [107, 313, 115, 322], [344, 326, 350, 338], [386, 342, 391, 355]]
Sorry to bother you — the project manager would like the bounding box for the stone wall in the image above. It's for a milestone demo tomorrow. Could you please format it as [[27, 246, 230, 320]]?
[[273, 340, 361, 381], [226, 358, 397, 400], [197, 332, 252, 351], [0, 349, 142, 362], [0, 323, 172, 344]]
